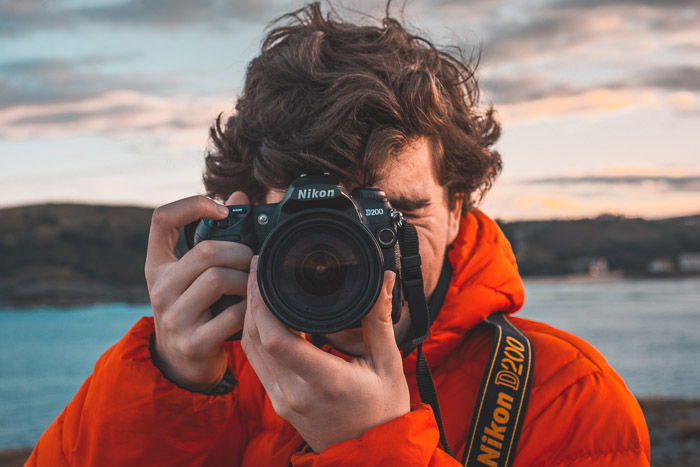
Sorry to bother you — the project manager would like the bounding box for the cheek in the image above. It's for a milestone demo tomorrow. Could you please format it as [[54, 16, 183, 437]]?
[[415, 225, 448, 295]]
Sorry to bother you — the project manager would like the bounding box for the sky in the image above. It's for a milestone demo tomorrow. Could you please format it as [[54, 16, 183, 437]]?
[[1, 0, 699, 221]]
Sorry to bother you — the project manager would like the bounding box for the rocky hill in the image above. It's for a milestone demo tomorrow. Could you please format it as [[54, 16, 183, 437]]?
[[499, 214, 700, 276], [0, 204, 152, 307]]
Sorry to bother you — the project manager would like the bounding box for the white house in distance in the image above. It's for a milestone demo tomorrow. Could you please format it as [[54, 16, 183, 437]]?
[[648, 258, 675, 275]]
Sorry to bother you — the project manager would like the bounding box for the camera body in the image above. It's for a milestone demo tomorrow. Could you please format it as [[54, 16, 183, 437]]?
[[194, 173, 403, 334]]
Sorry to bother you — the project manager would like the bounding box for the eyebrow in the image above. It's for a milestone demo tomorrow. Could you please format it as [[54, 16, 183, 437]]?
[[388, 195, 431, 212]]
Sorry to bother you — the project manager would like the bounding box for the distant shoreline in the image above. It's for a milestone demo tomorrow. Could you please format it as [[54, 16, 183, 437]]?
[[522, 271, 700, 284], [3, 397, 698, 466], [0, 283, 149, 310], [3, 273, 700, 310]]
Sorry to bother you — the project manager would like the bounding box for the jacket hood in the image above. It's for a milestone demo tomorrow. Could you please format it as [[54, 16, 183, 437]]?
[[404, 209, 525, 373]]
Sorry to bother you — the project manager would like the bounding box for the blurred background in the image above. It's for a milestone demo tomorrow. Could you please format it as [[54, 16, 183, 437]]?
[[1, 0, 699, 465]]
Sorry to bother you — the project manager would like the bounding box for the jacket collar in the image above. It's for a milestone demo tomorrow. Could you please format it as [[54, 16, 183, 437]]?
[[403, 209, 525, 374]]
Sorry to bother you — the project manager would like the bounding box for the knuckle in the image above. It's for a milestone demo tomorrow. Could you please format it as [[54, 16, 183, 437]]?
[[232, 243, 254, 262], [241, 324, 259, 355], [157, 312, 177, 334], [144, 264, 155, 288], [270, 395, 292, 419], [284, 389, 310, 414], [240, 335, 250, 355], [244, 321, 260, 342], [176, 336, 201, 359], [151, 205, 170, 227], [149, 282, 168, 311], [195, 240, 218, 260], [259, 330, 285, 355], [202, 267, 227, 292], [194, 195, 213, 212], [320, 374, 344, 398]]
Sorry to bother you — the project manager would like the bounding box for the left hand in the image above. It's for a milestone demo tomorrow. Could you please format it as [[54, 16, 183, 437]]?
[[241, 256, 410, 452]]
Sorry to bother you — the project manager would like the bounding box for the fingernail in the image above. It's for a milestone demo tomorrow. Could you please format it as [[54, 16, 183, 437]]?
[[217, 204, 230, 216]]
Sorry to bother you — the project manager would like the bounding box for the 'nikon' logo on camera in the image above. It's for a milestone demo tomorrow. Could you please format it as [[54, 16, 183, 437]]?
[[296, 188, 337, 199]]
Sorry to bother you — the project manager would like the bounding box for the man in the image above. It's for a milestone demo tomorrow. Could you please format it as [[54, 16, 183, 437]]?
[[28, 3, 649, 465]]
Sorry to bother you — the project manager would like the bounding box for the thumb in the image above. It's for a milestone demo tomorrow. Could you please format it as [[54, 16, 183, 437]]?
[[361, 270, 400, 370], [225, 190, 251, 206]]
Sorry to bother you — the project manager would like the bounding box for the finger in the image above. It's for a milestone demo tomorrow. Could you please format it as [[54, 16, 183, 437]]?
[[360, 270, 401, 372], [159, 240, 253, 302], [156, 190, 252, 296], [241, 275, 285, 394], [242, 265, 311, 414], [169, 267, 249, 328], [146, 196, 229, 281], [225, 190, 250, 205], [197, 300, 247, 345], [242, 330, 289, 418], [246, 256, 338, 379]]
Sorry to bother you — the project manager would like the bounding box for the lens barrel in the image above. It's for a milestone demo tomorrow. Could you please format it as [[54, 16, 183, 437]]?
[[257, 210, 384, 334]]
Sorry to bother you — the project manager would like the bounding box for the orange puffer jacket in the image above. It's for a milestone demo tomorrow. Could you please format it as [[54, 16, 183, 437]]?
[[27, 210, 650, 466]]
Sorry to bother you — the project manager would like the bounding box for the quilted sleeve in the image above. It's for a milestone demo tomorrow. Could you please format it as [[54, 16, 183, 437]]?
[[26, 317, 248, 466], [291, 404, 462, 466]]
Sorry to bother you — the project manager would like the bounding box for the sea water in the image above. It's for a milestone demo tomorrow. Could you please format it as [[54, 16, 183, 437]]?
[[1, 278, 699, 448]]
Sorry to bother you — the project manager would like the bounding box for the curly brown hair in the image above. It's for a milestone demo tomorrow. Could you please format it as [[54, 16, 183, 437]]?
[[204, 2, 502, 213]]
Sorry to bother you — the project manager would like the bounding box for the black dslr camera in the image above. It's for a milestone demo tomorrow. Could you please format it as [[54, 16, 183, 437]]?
[[193, 173, 405, 334]]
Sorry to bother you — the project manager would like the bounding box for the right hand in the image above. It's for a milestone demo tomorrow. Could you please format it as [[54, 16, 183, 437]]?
[[145, 192, 253, 392]]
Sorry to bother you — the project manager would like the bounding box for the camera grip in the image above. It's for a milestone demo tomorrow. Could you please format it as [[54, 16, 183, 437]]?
[[210, 294, 244, 341]]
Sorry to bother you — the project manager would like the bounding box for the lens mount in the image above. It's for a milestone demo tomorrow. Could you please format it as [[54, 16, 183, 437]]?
[[257, 209, 384, 334]]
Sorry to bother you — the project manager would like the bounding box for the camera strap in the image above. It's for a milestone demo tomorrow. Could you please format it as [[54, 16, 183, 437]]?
[[396, 222, 454, 456], [462, 312, 534, 467], [397, 221, 431, 347], [397, 222, 532, 466]]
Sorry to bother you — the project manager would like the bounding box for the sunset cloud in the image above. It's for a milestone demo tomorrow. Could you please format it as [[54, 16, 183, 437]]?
[[483, 176, 700, 220], [525, 174, 700, 192], [0, 0, 282, 36], [496, 89, 656, 122], [0, 89, 232, 149], [0, 56, 174, 108]]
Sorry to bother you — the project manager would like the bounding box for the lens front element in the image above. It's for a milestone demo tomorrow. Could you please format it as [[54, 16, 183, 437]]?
[[296, 247, 347, 297], [258, 211, 383, 334]]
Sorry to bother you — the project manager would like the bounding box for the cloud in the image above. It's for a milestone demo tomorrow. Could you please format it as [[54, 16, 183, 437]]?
[[481, 62, 700, 118], [0, 0, 281, 36], [639, 66, 700, 92], [0, 56, 174, 109], [524, 174, 700, 191], [496, 88, 656, 122], [666, 91, 700, 114], [552, 0, 699, 9], [478, 0, 699, 64], [0, 0, 75, 36], [79, 0, 275, 26], [481, 73, 580, 105], [464, 0, 698, 118], [483, 172, 700, 220], [483, 70, 700, 119], [0, 89, 232, 149]]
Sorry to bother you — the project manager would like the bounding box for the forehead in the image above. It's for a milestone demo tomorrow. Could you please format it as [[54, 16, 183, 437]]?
[[264, 137, 444, 204], [375, 137, 442, 200]]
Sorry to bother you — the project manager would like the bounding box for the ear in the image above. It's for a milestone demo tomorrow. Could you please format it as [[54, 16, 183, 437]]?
[[446, 193, 464, 245]]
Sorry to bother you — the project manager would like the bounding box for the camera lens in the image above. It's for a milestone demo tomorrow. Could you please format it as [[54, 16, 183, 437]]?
[[296, 247, 347, 297], [258, 210, 383, 334]]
